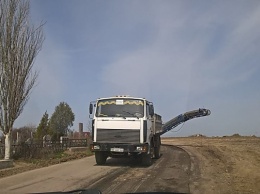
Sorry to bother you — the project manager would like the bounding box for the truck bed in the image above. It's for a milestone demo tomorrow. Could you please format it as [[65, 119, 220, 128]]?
[[152, 113, 163, 134]]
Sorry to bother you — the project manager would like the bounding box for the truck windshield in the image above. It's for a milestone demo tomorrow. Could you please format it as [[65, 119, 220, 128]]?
[[96, 99, 144, 118]]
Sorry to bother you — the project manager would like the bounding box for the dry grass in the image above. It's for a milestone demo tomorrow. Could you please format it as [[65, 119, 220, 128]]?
[[162, 136, 260, 194]]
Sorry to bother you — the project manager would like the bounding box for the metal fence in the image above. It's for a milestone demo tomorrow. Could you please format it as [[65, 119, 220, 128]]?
[[0, 139, 88, 159]]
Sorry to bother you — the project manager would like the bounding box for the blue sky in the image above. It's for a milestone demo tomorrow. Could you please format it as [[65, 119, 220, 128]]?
[[14, 0, 260, 137]]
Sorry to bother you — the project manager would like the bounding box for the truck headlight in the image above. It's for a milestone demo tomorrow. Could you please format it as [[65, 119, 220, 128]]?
[[91, 145, 100, 150], [136, 146, 147, 152], [136, 146, 143, 151]]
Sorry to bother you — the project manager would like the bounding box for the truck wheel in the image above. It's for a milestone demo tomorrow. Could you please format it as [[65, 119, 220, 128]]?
[[95, 152, 107, 165], [154, 135, 161, 159], [142, 153, 152, 166], [154, 144, 161, 159]]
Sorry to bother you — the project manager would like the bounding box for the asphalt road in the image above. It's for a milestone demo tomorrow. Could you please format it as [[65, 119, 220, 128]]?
[[0, 145, 193, 194]]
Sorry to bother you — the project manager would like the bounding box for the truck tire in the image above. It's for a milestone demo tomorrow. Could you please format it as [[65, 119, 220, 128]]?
[[95, 152, 107, 165], [154, 144, 161, 159], [142, 153, 152, 166], [154, 135, 161, 159]]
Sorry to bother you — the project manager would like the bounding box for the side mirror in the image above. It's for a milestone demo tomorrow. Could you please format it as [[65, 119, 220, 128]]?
[[89, 104, 93, 114], [149, 104, 154, 116]]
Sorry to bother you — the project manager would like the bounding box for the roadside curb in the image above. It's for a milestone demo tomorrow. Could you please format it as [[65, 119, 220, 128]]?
[[0, 160, 14, 170]]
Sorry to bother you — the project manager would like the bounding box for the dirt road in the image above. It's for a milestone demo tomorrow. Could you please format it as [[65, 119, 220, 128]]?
[[88, 145, 193, 193], [0, 156, 120, 193], [0, 145, 193, 194]]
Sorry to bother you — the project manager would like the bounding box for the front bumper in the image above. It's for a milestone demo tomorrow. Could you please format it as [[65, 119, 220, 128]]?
[[90, 143, 148, 153]]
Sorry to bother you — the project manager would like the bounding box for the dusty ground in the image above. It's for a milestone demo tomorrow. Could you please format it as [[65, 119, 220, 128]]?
[[0, 150, 93, 178], [162, 136, 260, 194], [0, 153, 120, 194]]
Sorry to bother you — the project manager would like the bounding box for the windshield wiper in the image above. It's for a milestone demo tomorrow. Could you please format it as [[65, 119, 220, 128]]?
[[122, 111, 139, 119], [98, 113, 108, 117], [108, 114, 126, 119]]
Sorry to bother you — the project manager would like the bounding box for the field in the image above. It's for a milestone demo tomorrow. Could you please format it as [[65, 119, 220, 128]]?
[[162, 136, 260, 194]]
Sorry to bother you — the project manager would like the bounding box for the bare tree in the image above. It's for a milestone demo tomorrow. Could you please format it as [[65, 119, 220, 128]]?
[[0, 0, 44, 160]]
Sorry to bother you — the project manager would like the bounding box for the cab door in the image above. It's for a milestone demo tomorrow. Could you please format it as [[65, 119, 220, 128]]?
[[145, 102, 154, 142]]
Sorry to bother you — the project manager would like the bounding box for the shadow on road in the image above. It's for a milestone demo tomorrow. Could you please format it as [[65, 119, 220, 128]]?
[[94, 144, 189, 167], [94, 154, 165, 168]]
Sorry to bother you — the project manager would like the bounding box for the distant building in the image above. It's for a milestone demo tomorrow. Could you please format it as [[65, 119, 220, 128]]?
[[71, 131, 90, 139]]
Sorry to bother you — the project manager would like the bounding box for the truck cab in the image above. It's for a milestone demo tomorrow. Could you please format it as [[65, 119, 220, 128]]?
[[89, 95, 162, 166]]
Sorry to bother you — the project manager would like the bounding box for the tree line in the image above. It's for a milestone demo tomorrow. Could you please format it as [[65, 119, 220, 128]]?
[[35, 102, 75, 141], [0, 102, 75, 144]]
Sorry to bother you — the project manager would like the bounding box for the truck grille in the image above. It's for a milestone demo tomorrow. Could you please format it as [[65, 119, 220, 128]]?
[[96, 129, 140, 143]]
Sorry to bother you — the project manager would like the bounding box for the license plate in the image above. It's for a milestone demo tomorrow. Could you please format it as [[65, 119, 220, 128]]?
[[110, 148, 124, 152]]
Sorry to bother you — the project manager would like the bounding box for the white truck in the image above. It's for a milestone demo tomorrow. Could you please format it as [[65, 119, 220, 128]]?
[[89, 95, 210, 166]]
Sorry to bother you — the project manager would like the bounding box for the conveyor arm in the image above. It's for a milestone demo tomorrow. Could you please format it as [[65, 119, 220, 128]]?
[[160, 108, 211, 135]]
